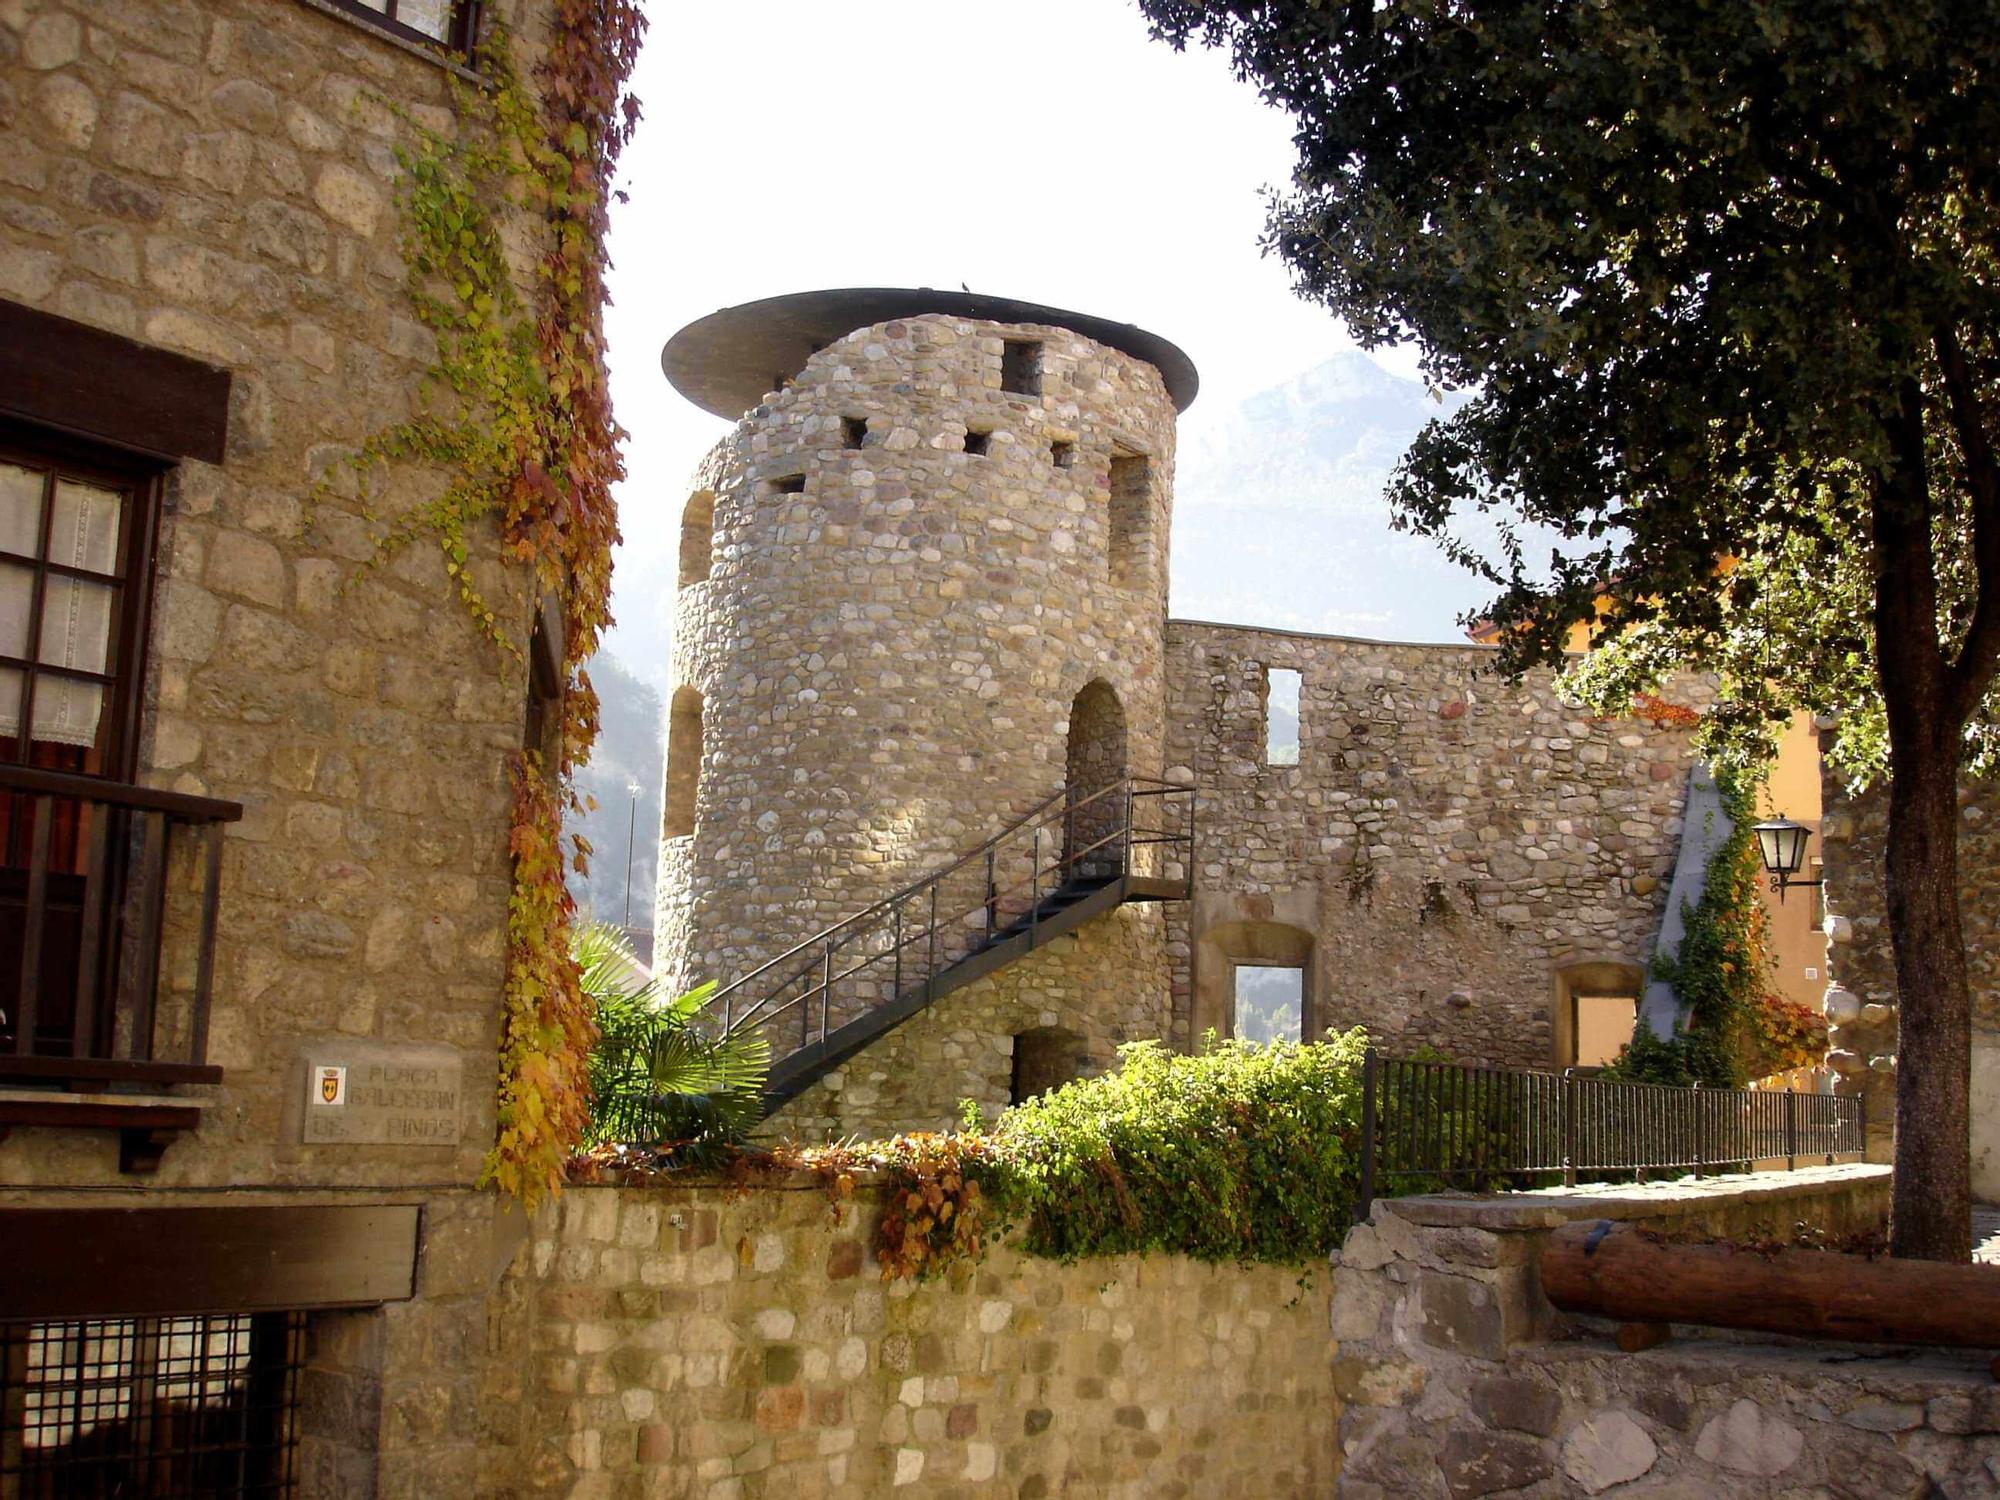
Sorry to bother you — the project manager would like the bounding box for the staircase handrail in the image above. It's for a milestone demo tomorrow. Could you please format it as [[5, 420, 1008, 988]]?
[[705, 774, 1192, 1041]]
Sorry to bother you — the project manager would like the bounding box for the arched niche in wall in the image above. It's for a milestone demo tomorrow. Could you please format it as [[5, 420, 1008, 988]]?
[[1010, 1025, 1086, 1105], [1552, 959, 1645, 1070], [1193, 918, 1318, 1046], [663, 686, 704, 840], [1064, 679, 1128, 877], [678, 490, 715, 588]]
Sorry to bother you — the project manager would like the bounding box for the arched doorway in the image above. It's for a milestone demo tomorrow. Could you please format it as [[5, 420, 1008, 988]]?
[[1064, 680, 1127, 878]]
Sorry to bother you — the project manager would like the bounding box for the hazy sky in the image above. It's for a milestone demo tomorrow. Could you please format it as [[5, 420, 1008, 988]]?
[[597, 0, 1413, 669]]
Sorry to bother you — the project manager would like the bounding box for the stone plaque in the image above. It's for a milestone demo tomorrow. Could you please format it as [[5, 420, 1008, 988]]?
[[303, 1042, 463, 1146]]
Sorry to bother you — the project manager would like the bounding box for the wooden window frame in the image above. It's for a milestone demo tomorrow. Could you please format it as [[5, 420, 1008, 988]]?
[[0, 420, 168, 786], [314, 0, 483, 56]]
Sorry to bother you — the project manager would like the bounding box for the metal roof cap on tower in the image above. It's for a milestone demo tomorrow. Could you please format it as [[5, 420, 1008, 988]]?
[[661, 287, 1199, 420]]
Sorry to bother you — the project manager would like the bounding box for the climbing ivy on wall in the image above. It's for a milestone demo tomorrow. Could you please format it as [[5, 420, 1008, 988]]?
[[336, 3, 645, 1202], [1606, 771, 1827, 1087]]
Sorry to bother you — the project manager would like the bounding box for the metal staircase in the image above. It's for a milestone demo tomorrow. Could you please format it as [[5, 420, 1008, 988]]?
[[706, 776, 1196, 1115]]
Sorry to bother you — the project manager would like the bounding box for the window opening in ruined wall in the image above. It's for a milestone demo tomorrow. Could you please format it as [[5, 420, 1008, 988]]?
[[1233, 964, 1304, 1045], [1010, 1025, 1084, 1104], [766, 474, 806, 496], [664, 687, 703, 840], [323, 0, 482, 54], [841, 418, 867, 451], [1049, 440, 1075, 469], [678, 491, 714, 588], [1107, 452, 1149, 588], [962, 428, 990, 457], [1001, 341, 1042, 397], [1064, 680, 1127, 878], [1553, 961, 1644, 1070], [1, 1311, 306, 1497], [1263, 667, 1301, 766]]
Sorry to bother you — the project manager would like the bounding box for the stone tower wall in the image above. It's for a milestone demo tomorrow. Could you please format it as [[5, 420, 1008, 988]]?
[[657, 314, 1178, 1044], [1162, 622, 1706, 1067]]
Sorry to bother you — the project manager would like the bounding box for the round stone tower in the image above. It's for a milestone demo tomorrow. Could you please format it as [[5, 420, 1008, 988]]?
[[653, 289, 1195, 1046]]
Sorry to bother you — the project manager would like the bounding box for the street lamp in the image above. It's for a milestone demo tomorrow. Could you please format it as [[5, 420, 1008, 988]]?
[[1751, 814, 1824, 903]]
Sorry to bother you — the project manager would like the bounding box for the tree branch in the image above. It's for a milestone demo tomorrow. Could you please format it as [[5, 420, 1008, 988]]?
[[1936, 323, 2000, 722]]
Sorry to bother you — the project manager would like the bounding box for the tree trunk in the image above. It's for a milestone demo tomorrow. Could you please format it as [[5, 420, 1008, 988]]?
[[1883, 732, 1973, 1261]]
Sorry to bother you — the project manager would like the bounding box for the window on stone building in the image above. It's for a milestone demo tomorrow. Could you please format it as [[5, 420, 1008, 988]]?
[[0, 1311, 307, 1496], [1001, 341, 1042, 397], [1050, 440, 1075, 469], [963, 428, 991, 457], [0, 429, 165, 784], [678, 490, 714, 588], [1262, 667, 1301, 767], [766, 474, 806, 496], [522, 606, 561, 765], [1107, 452, 1149, 585], [1011, 1026, 1084, 1104], [841, 418, 868, 451], [323, 0, 482, 52], [664, 687, 703, 840], [1233, 964, 1304, 1045]]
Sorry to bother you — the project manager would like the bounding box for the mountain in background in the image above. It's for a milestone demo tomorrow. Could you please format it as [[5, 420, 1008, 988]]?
[[1170, 352, 1496, 640], [570, 651, 662, 935]]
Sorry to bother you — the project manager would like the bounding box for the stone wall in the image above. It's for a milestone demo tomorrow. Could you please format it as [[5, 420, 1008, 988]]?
[[510, 1178, 1336, 1498], [1322, 1166, 2000, 1500], [1820, 772, 2000, 1180], [1163, 622, 1705, 1066], [655, 313, 1178, 1054], [766, 901, 1168, 1140]]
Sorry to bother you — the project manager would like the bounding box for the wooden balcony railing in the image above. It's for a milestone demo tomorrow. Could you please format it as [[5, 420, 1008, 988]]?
[[0, 765, 242, 1114]]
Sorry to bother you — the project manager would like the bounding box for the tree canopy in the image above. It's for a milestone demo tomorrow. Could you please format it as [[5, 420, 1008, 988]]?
[[1142, 0, 2000, 1258]]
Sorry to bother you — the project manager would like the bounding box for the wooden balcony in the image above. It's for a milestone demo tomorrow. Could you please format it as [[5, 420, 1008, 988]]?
[[0, 764, 242, 1170]]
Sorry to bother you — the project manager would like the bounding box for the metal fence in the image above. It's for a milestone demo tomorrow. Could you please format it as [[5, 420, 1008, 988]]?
[[1354, 1050, 1868, 1222]]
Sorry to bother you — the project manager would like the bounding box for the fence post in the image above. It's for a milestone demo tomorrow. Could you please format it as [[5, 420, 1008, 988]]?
[[1030, 827, 1041, 946], [1356, 1048, 1378, 1225], [985, 849, 997, 942], [1561, 1069, 1577, 1188], [1785, 1089, 1799, 1171], [1692, 1081, 1704, 1179], [927, 882, 939, 1000], [818, 941, 832, 1046]]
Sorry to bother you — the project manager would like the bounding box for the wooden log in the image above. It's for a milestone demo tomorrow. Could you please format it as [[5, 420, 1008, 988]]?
[[1542, 1220, 2000, 1349]]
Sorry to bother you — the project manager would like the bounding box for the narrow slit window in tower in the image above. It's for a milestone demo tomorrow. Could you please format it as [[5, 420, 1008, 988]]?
[[678, 490, 715, 588], [1001, 340, 1042, 396], [1108, 453, 1149, 583], [1264, 667, 1301, 766], [963, 428, 991, 457], [841, 417, 868, 450], [664, 687, 703, 839], [1050, 440, 1075, 469]]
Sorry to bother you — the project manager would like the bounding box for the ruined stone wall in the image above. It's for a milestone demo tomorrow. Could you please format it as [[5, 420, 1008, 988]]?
[[765, 901, 1167, 1141], [509, 1178, 1335, 1498], [1326, 1167, 2000, 1500], [1163, 622, 1704, 1066], [0, 0, 550, 1190], [657, 316, 1177, 1047], [1820, 773, 2000, 1182]]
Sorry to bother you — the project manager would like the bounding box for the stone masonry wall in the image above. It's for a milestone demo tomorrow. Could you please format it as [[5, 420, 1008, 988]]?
[[0, 0, 548, 1187], [1820, 773, 2000, 1183], [511, 1178, 1335, 1499], [657, 314, 1178, 1057], [1163, 622, 1705, 1066], [765, 901, 1168, 1141], [1321, 1167, 2000, 1500]]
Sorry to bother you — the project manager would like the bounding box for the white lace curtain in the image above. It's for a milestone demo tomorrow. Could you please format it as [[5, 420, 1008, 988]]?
[[0, 462, 119, 751]]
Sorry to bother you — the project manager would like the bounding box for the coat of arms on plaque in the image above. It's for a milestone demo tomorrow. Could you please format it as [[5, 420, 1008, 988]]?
[[317, 1066, 346, 1106]]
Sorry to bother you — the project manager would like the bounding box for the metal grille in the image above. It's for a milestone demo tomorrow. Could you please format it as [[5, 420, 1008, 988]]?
[[1355, 1050, 1868, 1221], [1, 1312, 304, 1497]]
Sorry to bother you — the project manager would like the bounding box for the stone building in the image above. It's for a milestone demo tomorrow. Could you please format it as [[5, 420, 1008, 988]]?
[[653, 289, 1712, 1136], [0, 0, 568, 1491]]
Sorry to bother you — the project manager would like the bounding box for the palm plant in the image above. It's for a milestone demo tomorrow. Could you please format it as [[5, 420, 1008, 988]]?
[[578, 923, 770, 1156]]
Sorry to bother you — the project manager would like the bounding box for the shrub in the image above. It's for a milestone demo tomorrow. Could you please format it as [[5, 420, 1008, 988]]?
[[994, 1029, 1369, 1266]]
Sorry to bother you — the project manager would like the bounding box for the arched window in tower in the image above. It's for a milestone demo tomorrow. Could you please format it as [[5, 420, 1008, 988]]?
[[1064, 679, 1128, 878], [678, 490, 715, 588], [664, 686, 703, 840], [1107, 451, 1150, 587]]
